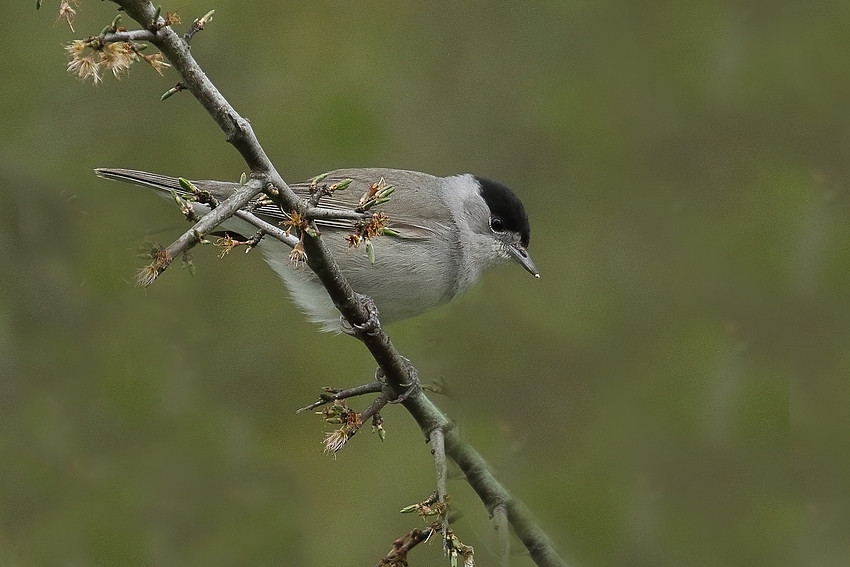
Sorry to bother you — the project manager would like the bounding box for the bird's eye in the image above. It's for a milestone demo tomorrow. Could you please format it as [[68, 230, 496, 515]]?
[[490, 216, 505, 232]]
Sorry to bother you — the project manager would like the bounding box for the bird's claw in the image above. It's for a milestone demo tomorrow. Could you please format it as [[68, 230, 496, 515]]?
[[340, 293, 381, 336], [387, 357, 420, 403]]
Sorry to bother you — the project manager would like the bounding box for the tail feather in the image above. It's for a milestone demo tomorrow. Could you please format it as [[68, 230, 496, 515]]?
[[94, 168, 186, 195], [95, 168, 244, 203]]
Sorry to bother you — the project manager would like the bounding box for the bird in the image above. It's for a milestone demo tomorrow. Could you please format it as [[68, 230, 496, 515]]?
[[96, 167, 538, 332]]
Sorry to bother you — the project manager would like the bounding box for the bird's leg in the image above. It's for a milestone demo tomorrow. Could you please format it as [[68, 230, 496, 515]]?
[[339, 293, 381, 336], [373, 358, 420, 404], [387, 356, 420, 404]]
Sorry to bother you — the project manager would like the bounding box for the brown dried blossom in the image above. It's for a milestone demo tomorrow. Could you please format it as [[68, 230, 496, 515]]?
[[318, 401, 363, 456], [281, 210, 308, 236], [322, 428, 349, 455], [345, 233, 363, 248], [101, 42, 136, 79], [365, 212, 389, 238], [142, 53, 170, 76], [135, 244, 171, 287], [67, 52, 102, 84], [289, 238, 307, 266], [215, 234, 239, 258], [57, 0, 79, 32]]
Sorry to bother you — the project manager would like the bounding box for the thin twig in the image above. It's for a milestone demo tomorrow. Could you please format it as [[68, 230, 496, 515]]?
[[305, 207, 370, 222], [234, 210, 300, 248], [296, 382, 384, 414], [358, 392, 389, 429]]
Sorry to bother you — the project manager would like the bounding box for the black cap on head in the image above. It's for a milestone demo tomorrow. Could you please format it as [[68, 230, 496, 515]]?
[[474, 176, 531, 248]]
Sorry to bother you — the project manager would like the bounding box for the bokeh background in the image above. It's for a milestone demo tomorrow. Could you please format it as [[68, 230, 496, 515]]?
[[0, 1, 842, 566]]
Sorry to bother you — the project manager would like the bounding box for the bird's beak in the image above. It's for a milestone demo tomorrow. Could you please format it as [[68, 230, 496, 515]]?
[[508, 244, 540, 278]]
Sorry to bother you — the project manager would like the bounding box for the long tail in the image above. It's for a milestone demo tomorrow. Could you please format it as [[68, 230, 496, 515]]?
[[94, 168, 187, 195]]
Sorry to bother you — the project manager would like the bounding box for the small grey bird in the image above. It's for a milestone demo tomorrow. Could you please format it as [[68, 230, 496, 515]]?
[[96, 167, 538, 331]]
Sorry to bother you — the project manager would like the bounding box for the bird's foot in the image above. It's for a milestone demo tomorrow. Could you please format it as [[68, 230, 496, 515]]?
[[386, 357, 420, 404], [340, 293, 381, 336]]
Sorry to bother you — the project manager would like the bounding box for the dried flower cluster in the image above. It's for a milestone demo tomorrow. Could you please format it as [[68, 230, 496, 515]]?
[[345, 212, 392, 266], [356, 177, 395, 212], [399, 492, 449, 519], [57, 0, 79, 31], [342, 176, 397, 263], [214, 232, 263, 258], [163, 12, 181, 27], [65, 38, 170, 84], [215, 234, 240, 258], [345, 212, 390, 246], [318, 401, 363, 456], [307, 173, 353, 206], [289, 240, 308, 267], [279, 211, 317, 266], [281, 210, 308, 236], [135, 243, 172, 287]]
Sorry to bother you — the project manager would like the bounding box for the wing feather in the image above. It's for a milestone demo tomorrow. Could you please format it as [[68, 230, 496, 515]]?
[[248, 169, 445, 240]]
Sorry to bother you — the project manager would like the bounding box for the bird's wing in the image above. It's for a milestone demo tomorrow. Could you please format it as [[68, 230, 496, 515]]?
[[250, 168, 446, 240]]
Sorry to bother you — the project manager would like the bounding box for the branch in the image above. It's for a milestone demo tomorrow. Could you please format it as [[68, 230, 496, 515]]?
[[141, 178, 268, 280], [234, 210, 300, 248], [305, 207, 370, 222], [101, 29, 156, 42], [99, 3, 566, 565]]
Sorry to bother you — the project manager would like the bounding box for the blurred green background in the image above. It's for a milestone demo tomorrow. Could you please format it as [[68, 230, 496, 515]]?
[[0, 1, 843, 565]]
